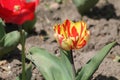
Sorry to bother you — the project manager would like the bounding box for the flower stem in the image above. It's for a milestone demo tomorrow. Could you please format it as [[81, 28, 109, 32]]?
[[20, 27, 26, 80], [69, 50, 76, 76]]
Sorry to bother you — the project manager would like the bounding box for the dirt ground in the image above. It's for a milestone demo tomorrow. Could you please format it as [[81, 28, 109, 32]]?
[[0, 0, 120, 80]]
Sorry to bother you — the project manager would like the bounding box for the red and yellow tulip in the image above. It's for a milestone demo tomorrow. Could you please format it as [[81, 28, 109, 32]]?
[[54, 19, 90, 50]]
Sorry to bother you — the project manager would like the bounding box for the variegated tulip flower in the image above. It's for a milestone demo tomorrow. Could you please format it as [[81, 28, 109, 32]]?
[[54, 19, 90, 50]]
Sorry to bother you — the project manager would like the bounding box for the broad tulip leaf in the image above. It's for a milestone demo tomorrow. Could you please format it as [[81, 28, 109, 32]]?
[[16, 63, 32, 80], [0, 18, 6, 40], [25, 63, 32, 80], [76, 42, 116, 80], [27, 47, 73, 80], [60, 49, 75, 79], [0, 31, 20, 58]]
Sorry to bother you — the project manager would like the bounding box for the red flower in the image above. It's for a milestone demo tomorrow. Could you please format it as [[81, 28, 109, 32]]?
[[0, 0, 39, 25]]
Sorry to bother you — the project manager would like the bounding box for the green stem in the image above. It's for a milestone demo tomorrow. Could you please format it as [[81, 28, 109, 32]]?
[[69, 50, 76, 76], [20, 27, 26, 80]]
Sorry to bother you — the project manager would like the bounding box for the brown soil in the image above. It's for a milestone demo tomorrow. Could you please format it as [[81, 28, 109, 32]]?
[[0, 0, 120, 80]]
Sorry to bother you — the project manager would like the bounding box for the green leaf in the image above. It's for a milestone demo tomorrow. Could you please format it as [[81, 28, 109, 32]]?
[[55, 0, 62, 3], [60, 49, 75, 79], [27, 47, 73, 80], [76, 42, 116, 80], [0, 31, 21, 58], [0, 18, 6, 40], [25, 63, 32, 80], [73, 0, 99, 14], [16, 63, 32, 80]]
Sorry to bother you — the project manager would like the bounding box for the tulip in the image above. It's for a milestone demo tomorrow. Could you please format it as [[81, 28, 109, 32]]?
[[0, 0, 39, 25], [54, 19, 90, 50]]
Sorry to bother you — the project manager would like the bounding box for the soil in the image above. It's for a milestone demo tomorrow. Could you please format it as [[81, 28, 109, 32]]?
[[0, 0, 120, 80]]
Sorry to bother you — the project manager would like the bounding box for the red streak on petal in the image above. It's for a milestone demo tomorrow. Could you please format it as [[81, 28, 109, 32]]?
[[58, 36, 64, 46], [58, 25, 61, 34], [65, 20, 71, 37], [73, 41, 77, 48], [62, 23, 66, 30], [77, 39, 86, 48], [81, 40, 86, 47], [72, 26, 78, 37]]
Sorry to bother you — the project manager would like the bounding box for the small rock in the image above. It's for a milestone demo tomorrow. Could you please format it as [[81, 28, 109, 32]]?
[[49, 2, 60, 10]]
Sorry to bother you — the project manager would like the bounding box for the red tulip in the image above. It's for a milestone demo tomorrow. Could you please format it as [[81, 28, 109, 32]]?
[[0, 0, 39, 25]]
